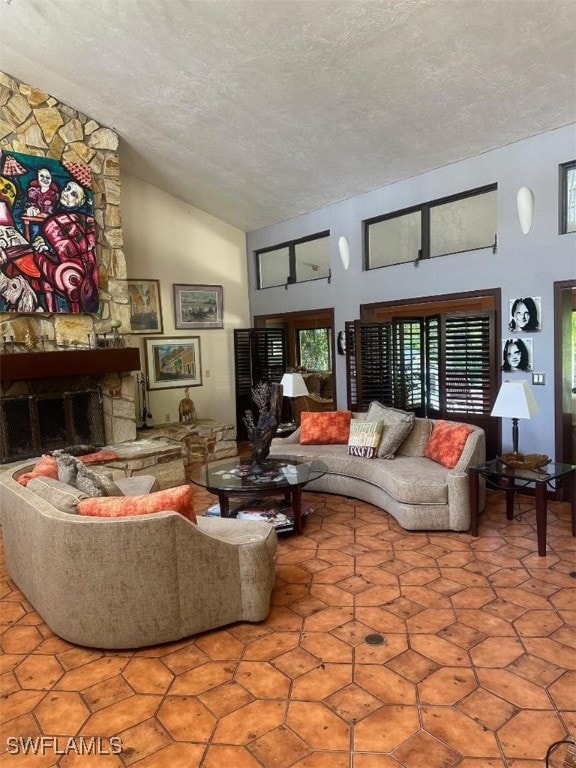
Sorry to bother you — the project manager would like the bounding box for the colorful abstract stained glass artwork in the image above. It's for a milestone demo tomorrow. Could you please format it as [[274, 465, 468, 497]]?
[[0, 150, 98, 314]]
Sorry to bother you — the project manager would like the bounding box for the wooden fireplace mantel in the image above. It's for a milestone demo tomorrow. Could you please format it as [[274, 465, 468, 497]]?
[[0, 347, 141, 382]]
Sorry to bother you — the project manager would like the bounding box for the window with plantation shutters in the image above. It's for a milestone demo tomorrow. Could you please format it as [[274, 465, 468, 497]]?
[[345, 309, 497, 456], [234, 328, 287, 440], [344, 321, 359, 410], [443, 312, 494, 416], [393, 318, 424, 412]]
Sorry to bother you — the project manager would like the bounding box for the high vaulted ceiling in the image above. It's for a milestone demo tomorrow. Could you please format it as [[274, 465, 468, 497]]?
[[2, 0, 575, 232]]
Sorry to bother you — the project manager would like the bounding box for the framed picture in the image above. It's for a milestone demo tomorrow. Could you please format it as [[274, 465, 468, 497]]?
[[501, 338, 533, 373], [144, 336, 202, 390], [507, 296, 541, 332], [0, 150, 97, 315], [173, 284, 223, 329], [127, 279, 163, 334]]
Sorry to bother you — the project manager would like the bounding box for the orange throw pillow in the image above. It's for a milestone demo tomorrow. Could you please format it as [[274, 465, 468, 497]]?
[[78, 451, 119, 464], [300, 411, 352, 445], [425, 421, 474, 469], [77, 484, 196, 522], [17, 455, 58, 486]]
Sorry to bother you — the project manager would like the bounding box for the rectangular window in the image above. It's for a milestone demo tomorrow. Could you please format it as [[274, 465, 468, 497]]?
[[366, 210, 421, 268], [560, 161, 576, 234], [258, 246, 290, 289], [295, 237, 331, 282], [297, 328, 331, 371], [430, 188, 497, 258], [365, 185, 497, 270], [256, 231, 330, 289], [345, 311, 495, 421]]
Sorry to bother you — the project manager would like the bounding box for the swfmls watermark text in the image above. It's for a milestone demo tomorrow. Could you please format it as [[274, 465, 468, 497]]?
[[6, 736, 122, 756]]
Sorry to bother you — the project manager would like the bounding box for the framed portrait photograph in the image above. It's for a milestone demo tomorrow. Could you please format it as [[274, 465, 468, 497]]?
[[501, 337, 533, 373], [507, 296, 541, 333], [127, 279, 163, 334], [173, 284, 223, 329], [144, 336, 202, 390]]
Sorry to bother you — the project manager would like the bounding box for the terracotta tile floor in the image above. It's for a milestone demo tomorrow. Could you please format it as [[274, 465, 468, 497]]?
[[1, 488, 575, 767]]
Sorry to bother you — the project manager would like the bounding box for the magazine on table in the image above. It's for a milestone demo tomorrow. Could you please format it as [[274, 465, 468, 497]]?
[[203, 497, 314, 531]]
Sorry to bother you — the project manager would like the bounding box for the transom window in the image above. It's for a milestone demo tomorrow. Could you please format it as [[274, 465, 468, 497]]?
[[256, 231, 330, 289], [365, 185, 497, 270]]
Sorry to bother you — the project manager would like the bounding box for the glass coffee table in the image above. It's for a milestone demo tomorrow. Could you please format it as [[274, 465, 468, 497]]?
[[190, 456, 327, 534]]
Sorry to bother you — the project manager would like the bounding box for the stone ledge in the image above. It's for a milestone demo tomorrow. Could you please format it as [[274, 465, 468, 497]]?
[[137, 420, 238, 479], [104, 437, 186, 490]]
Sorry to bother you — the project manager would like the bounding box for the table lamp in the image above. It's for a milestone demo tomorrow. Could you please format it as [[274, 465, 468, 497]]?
[[490, 379, 538, 455], [280, 373, 309, 426]]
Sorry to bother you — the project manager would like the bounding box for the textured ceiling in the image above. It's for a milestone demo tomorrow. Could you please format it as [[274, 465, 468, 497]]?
[[1, 0, 575, 231]]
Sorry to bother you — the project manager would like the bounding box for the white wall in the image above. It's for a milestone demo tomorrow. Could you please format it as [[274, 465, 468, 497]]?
[[121, 174, 250, 430], [246, 124, 576, 459]]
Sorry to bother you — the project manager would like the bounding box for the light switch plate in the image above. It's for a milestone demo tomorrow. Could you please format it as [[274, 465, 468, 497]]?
[[532, 372, 546, 385]]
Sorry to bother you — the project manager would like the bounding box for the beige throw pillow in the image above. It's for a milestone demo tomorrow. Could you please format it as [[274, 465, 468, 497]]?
[[366, 401, 415, 459], [397, 418, 434, 457], [27, 476, 88, 514]]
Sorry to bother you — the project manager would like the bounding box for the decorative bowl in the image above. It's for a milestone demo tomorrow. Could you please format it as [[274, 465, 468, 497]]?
[[497, 452, 551, 470]]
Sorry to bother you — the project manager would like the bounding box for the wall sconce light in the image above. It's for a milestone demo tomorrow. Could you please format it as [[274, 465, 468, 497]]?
[[338, 236, 350, 270], [517, 187, 534, 235]]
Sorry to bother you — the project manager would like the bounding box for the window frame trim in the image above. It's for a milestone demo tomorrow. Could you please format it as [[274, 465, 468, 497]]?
[[559, 160, 576, 235]]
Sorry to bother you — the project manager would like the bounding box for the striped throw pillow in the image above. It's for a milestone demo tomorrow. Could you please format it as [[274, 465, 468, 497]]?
[[347, 419, 384, 458]]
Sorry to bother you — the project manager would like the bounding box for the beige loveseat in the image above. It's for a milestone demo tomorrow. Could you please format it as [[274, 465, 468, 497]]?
[[270, 414, 485, 531], [0, 461, 277, 649]]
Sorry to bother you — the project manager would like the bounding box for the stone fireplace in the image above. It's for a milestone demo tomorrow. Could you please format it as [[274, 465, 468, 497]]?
[[0, 72, 137, 464], [0, 348, 140, 463]]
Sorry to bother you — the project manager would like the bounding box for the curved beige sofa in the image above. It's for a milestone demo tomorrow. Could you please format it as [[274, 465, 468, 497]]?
[[0, 461, 277, 649], [270, 415, 486, 532]]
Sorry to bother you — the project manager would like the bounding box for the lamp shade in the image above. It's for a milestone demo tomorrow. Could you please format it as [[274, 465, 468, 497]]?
[[280, 373, 309, 398], [490, 380, 538, 419]]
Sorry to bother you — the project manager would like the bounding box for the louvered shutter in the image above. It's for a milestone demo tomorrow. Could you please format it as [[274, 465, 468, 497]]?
[[344, 309, 496, 455], [425, 315, 441, 416], [345, 321, 392, 411], [234, 329, 287, 440], [392, 318, 424, 413], [345, 321, 358, 410], [443, 311, 494, 417]]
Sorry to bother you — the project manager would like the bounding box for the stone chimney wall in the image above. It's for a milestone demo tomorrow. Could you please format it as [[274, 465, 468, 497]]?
[[0, 71, 137, 445]]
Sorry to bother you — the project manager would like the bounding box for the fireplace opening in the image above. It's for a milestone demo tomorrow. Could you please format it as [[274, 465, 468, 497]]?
[[0, 389, 105, 463]]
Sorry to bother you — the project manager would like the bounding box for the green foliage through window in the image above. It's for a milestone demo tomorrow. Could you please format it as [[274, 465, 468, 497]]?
[[298, 329, 331, 371]]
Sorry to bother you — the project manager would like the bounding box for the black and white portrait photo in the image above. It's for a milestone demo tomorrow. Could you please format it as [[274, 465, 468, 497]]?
[[508, 296, 541, 332], [501, 338, 533, 372]]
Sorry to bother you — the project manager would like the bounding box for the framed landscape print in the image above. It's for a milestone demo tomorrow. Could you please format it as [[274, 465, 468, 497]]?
[[173, 284, 223, 329], [144, 336, 202, 390], [128, 279, 163, 334]]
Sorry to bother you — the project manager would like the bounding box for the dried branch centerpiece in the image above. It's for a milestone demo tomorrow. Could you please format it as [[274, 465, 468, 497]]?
[[242, 381, 283, 474]]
